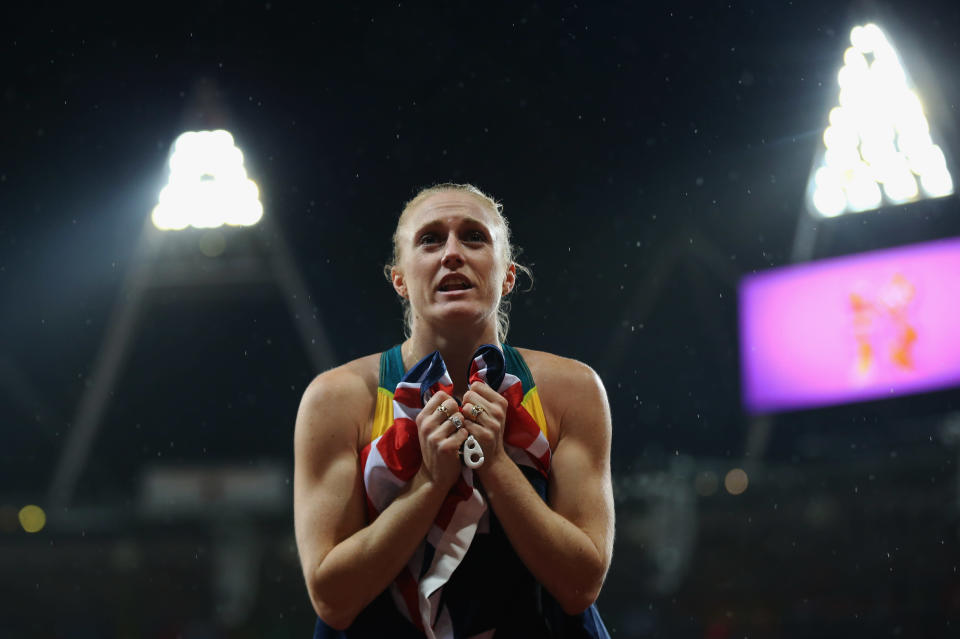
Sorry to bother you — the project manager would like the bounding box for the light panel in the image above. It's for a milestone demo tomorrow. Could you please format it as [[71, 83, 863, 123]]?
[[806, 23, 953, 218], [151, 130, 263, 231], [739, 237, 960, 414]]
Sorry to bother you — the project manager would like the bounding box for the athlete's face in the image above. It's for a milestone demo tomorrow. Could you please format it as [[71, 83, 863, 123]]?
[[391, 191, 515, 332]]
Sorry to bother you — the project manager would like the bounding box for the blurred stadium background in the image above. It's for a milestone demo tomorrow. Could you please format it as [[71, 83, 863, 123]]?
[[2, 2, 960, 637]]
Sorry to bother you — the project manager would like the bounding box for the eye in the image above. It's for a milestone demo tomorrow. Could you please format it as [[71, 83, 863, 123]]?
[[465, 230, 487, 243], [417, 232, 440, 246]]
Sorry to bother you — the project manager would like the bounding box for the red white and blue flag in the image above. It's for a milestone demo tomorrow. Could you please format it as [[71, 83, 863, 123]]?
[[359, 345, 551, 638]]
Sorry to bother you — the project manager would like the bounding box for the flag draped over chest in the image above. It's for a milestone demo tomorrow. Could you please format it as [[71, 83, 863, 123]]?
[[359, 344, 551, 638]]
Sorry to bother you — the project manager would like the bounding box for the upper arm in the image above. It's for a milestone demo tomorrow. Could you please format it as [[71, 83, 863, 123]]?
[[293, 367, 372, 588], [544, 361, 615, 570]]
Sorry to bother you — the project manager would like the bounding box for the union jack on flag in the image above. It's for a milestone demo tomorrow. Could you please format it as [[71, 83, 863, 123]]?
[[359, 345, 551, 638]]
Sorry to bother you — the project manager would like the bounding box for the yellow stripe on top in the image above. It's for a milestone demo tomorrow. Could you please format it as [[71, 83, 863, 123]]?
[[521, 386, 549, 440], [371, 386, 395, 443], [373, 386, 547, 443]]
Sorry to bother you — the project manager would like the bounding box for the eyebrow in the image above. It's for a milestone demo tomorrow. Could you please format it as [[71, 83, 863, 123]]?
[[410, 216, 490, 238]]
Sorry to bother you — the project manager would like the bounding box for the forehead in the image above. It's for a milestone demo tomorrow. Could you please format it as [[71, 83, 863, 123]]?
[[402, 191, 500, 233]]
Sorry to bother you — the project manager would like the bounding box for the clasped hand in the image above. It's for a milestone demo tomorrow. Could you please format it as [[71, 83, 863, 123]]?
[[416, 382, 509, 489]]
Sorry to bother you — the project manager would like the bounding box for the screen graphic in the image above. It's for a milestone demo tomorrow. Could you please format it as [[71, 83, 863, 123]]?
[[739, 237, 960, 414]]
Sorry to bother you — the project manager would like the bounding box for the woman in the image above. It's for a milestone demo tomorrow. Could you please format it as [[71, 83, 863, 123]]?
[[294, 184, 614, 638]]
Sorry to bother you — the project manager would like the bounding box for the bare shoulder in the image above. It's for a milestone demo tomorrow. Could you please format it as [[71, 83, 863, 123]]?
[[517, 348, 603, 397], [512, 348, 609, 442], [301, 353, 380, 402], [295, 353, 381, 452]]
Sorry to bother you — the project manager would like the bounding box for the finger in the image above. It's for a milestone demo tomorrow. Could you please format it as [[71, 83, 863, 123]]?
[[421, 397, 457, 440], [429, 411, 459, 438], [465, 400, 487, 422], [466, 382, 506, 408], [426, 398, 456, 429], [420, 393, 449, 428], [437, 428, 470, 456], [458, 416, 491, 445], [431, 397, 457, 422], [450, 427, 471, 446], [424, 390, 451, 412], [466, 381, 493, 398], [463, 393, 503, 425], [459, 403, 484, 428], [428, 422, 457, 445], [446, 413, 465, 433]]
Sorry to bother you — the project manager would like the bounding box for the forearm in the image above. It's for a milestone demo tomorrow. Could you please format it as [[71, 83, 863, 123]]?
[[479, 456, 608, 614], [308, 471, 447, 629]]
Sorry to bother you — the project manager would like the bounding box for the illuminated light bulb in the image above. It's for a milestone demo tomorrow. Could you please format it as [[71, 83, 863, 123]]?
[[843, 47, 868, 71], [846, 177, 883, 212], [822, 126, 838, 148], [838, 65, 870, 96], [815, 166, 843, 188], [861, 109, 895, 140], [905, 98, 927, 128], [868, 150, 907, 183], [813, 185, 847, 217], [837, 87, 854, 108], [921, 169, 954, 198], [837, 65, 854, 89], [18, 505, 46, 533], [883, 171, 919, 203], [152, 129, 263, 231], [846, 163, 883, 211], [850, 25, 869, 52], [828, 106, 849, 128], [913, 144, 948, 176], [871, 58, 906, 92], [825, 147, 860, 172], [872, 39, 897, 63], [859, 141, 886, 168], [898, 127, 932, 159], [899, 118, 931, 144], [901, 90, 924, 115], [724, 468, 749, 495], [823, 124, 859, 151], [862, 23, 887, 50]]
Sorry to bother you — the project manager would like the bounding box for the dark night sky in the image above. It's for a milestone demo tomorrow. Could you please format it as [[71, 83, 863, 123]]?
[[2, 1, 960, 504]]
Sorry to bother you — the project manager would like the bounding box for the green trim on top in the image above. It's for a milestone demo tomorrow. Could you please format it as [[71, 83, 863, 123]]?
[[379, 344, 405, 391], [502, 343, 535, 393], [378, 343, 537, 393]]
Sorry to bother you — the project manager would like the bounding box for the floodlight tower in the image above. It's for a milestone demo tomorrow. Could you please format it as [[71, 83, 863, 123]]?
[[747, 21, 957, 465], [791, 22, 955, 262], [46, 129, 335, 513]]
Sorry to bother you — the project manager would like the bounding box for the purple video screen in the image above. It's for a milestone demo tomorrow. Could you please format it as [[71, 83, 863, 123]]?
[[739, 237, 960, 414]]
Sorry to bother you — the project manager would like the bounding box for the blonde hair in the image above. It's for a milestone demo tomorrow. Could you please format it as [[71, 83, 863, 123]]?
[[384, 183, 532, 342]]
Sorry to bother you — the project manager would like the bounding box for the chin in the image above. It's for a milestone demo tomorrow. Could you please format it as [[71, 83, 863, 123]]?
[[429, 303, 493, 328]]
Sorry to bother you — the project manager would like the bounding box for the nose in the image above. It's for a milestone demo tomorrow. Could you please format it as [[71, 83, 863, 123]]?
[[441, 234, 465, 269]]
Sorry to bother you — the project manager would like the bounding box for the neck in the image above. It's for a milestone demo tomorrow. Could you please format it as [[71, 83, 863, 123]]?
[[403, 322, 500, 398]]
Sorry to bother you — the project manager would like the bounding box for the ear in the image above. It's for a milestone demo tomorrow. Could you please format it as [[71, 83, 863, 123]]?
[[391, 266, 407, 298], [501, 263, 517, 296]]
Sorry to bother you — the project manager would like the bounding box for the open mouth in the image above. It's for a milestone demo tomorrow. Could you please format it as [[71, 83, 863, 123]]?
[[438, 276, 473, 292]]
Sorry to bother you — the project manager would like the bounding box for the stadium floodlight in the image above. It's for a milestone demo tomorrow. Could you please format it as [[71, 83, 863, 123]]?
[[805, 23, 954, 218], [151, 130, 263, 231]]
